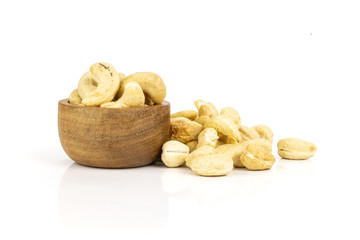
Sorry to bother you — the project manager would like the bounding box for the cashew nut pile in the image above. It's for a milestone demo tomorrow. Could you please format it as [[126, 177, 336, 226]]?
[[161, 100, 317, 177], [68, 62, 166, 108]]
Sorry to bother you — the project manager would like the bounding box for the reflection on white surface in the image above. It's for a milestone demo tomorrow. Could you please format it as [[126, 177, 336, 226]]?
[[276, 158, 315, 178], [58, 163, 169, 234]]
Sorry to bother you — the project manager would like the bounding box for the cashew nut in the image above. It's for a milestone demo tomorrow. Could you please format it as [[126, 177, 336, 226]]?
[[185, 146, 215, 167], [194, 99, 207, 110], [252, 124, 273, 143], [215, 144, 246, 168], [240, 142, 276, 170], [239, 125, 260, 141], [161, 140, 190, 167], [190, 154, 233, 177], [196, 128, 219, 149], [170, 117, 204, 143], [171, 110, 198, 120], [240, 138, 273, 152], [277, 138, 317, 160], [204, 115, 241, 144], [69, 89, 83, 105], [78, 62, 122, 106], [186, 141, 198, 153], [220, 107, 241, 129], [118, 72, 166, 104], [100, 81, 145, 108], [198, 102, 219, 118], [194, 115, 211, 126]]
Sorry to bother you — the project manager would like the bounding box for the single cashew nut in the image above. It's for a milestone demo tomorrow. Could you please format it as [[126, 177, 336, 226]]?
[[215, 144, 246, 168], [170, 117, 204, 143], [204, 115, 241, 144], [239, 125, 260, 141], [220, 107, 241, 128], [240, 142, 276, 170], [186, 141, 198, 153], [185, 146, 215, 167], [194, 99, 207, 110], [194, 115, 211, 126], [171, 110, 198, 120], [198, 102, 219, 118], [69, 89, 83, 105], [252, 124, 273, 143], [78, 62, 121, 106], [196, 128, 219, 149], [100, 81, 145, 108], [161, 140, 190, 167], [277, 138, 317, 160], [240, 138, 273, 152], [190, 154, 233, 177], [117, 72, 166, 104]]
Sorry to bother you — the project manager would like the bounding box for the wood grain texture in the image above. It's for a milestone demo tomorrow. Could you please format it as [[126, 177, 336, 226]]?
[[58, 99, 170, 168]]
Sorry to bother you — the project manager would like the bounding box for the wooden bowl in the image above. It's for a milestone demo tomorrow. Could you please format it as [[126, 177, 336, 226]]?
[[58, 99, 170, 168]]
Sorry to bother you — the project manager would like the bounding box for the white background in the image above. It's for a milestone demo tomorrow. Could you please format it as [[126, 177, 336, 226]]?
[[1, 0, 359, 239]]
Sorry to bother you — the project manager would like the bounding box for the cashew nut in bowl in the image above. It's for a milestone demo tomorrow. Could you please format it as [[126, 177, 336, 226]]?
[[78, 62, 122, 107], [69, 89, 83, 105], [117, 72, 166, 104], [101, 81, 145, 108]]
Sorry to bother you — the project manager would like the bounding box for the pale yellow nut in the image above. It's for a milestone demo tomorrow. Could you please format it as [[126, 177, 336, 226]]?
[[239, 125, 260, 141], [144, 93, 154, 106], [78, 62, 122, 106], [194, 115, 211, 126], [204, 115, 241, 144], [277, 138, 317, 160], [185, 146, 215, 167], [170, 117, 204, 143], [161, 140, 190, 167], [220, 107, 241, 129], [68, 89, 83, 105], [215, 140, 226, 147], [194, 99, 207, 110], [215, 144, 246, 168], [190, 154, 233, 177], [240, 138, 273, 152], [252, 124, 273, 143], [196, 128, 219, 149], [117, 72, 166, 104], [198, 102, 219, 118], [171, 110, 198, 120], [100, 81, 145, 108], [240, 142, 276, 170], [186, 141, 198, 153]]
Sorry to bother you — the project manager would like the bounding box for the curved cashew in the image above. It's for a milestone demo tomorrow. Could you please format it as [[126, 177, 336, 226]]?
[[170, 117, 203, 143], [171, 110, 198, 120], [194, 99, 207, 110], [204, 115, 241, 144], [252, 124, 273, 143], [161, 140, 190, 167], [277, 138, 317, 160], [240, 142, 275, 170], [220, 107, 241, 128], [118, 72, 166, 104], [185, 146, 215, 168], [198, 102, 219, 118], [69, 89, 83, 105], [196, 128, 219, 149], [215, 144, 246, 168], [194, 115, 211, 126], [190, 154, 233, 177], [241, 139, 273, 152], [101, 81, 145, 108], [78, 62, 121, 106], [186, 141, 198, 153], [239, 125, 260, 141]]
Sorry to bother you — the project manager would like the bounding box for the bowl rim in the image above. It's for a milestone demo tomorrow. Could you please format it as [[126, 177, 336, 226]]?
[[59, 99, 170, 110]]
